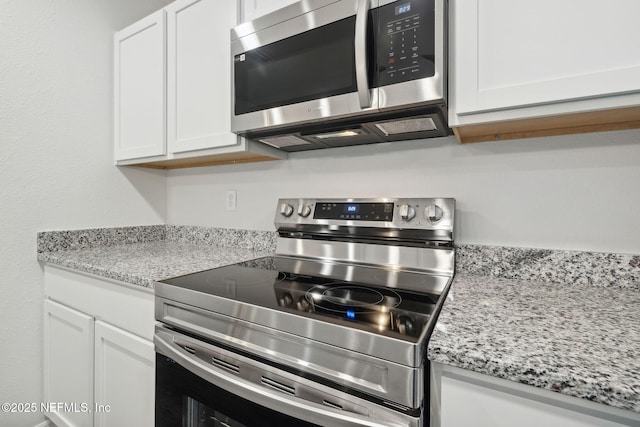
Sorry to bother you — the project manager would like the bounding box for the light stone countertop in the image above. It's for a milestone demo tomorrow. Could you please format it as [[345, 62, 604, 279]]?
[[37, 226, 640, 413], [38, 240, 273, 288], [427, 273, 640, 413], [37, 225, 276, 288]]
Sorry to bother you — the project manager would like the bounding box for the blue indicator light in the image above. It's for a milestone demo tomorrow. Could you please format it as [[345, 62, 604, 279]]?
[[346, 309, 356, 320]]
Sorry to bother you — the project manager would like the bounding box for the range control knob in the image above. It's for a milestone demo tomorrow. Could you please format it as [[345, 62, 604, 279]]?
[[399, 204, 416, 221], [297, 204, 312, 217], [425, 205, 444, 223], [397, 315, 415, 335], [279, 203, 294, 217]]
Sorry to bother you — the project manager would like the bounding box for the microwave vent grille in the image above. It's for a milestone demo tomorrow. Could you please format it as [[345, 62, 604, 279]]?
[[259, 135, 311, 149], [375, 117, 437, 136]]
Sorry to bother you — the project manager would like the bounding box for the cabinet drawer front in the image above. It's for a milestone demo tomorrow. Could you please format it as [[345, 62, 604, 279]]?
[[44, 265, 154, 341]]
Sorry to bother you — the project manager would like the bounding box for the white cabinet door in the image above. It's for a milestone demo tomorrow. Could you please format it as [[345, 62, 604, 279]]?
[[44, 299, 94, 427], [114, 10, 166, 161], [451, 0, 640, 120], [441, 375, 633, 427], [431, 364, 640, 427], [166, 0, 239, 154], [242, 0, 298, 22], [94, 321, 155, 427]]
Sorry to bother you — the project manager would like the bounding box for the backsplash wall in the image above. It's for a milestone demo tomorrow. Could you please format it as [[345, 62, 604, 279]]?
[[167, 128, 640, 255]]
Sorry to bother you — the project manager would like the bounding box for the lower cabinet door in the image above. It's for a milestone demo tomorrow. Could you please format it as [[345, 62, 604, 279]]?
[[94, 321, 155, 427], [44, 299, 95, 427]]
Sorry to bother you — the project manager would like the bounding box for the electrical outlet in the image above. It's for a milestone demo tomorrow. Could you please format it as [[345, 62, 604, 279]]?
[[226, 190, 237, 211]]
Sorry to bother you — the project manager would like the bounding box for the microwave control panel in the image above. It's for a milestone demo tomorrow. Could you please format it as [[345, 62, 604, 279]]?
[[374, 0, 435, 87]]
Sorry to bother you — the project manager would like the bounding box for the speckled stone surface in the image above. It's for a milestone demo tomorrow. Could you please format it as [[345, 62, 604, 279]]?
[[38, 228, 640, 412], [37, 225, 167, 253], [37, 225, 277, 288], [428, 273, 640, 413], [165, 225, 277, 252], [456, 244, 640, 288]]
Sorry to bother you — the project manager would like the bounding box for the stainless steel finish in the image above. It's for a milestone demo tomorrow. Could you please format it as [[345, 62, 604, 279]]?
[[275, 198, 455, 242], [279, 202, 294, 217], [399, 204, 416, 222], [425, 205, 444, 223], [155, 196, 455, 424], [297, 203, 312, 217], [155, 325, 420, 427], [275, 238, 455, 277], [231, 0, 447, 138], [155, 298, 424, 406], [231, 0, 377, 134], [155, 279, 437, 369], [378, 0, 447, 110], [355, 0, 373, 108]]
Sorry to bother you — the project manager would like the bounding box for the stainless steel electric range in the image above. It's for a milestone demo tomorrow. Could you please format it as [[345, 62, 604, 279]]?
[[154, 197, 455, 427]]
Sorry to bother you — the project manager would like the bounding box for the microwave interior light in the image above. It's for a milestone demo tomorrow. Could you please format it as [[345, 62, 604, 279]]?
[[313, 129, 362, 139]]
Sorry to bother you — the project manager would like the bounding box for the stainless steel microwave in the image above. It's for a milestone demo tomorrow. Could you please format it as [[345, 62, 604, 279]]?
[[231, 0, 449, 151]]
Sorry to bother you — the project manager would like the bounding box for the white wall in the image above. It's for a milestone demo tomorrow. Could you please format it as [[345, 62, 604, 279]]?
[[167, 129, 640, 254], [0, 1, 169, 426]]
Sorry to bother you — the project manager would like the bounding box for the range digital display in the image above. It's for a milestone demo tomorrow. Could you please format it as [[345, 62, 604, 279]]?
[[314, 202, 394, 221]]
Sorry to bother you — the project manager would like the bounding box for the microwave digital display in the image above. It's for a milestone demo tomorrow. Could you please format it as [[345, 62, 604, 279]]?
[[395, 3, 411, 15]]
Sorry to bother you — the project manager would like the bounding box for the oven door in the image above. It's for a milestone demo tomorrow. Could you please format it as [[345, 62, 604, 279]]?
[[155, 325, 420, 427], [231, 0, 380, 135]]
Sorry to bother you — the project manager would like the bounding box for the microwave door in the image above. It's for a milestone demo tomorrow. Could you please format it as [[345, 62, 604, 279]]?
[[231, 0, 380, 135], [376, 0, 446, 110]]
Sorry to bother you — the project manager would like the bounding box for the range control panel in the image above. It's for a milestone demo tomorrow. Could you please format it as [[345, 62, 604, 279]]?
[[315, 202, 394, 222], [374, 0, 435, 87], [274, 198, 455, 236]]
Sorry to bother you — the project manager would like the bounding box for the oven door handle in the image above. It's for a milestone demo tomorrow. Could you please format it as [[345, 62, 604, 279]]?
[[155, 330, 413, 427]]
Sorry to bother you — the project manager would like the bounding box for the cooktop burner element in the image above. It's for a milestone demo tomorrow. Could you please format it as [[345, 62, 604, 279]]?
[[307, 284, 399, 309]]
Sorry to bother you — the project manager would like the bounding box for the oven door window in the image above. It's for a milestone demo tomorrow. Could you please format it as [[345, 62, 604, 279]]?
[[234, 17, 357, 115], [156, 355, 318, 427]]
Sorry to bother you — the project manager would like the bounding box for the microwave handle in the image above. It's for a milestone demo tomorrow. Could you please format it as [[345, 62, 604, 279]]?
[[355, 0, 371, 109]]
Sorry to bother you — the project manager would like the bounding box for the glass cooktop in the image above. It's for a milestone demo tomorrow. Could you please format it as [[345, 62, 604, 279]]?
[[159, 256, 451, 341]]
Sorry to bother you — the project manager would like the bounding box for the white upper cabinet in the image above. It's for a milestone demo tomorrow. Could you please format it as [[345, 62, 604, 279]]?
[[114, 11, 166, 160], [241, 0, 298, 22], [449, 0, 640, 141], [114, 0, 286, 168], [166, 0, 238, 153]]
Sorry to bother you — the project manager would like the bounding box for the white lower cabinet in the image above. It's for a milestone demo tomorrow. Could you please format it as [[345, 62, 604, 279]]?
[[43, 266, 155, 427], [94, 321, 155, 427], [431, 363, 640, 427], [44, 300, 94, 427]]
